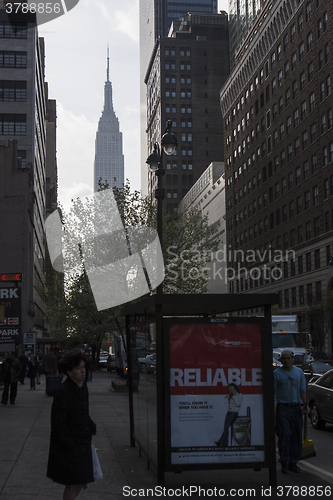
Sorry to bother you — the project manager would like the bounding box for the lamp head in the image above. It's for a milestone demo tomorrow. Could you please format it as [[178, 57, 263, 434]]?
[[146, 143, 160, 171]]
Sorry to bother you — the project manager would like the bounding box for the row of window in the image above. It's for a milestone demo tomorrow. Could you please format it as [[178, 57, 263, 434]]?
[[0, 51, 27, 68], [0, 81, 27, 102], [231, 216, 322, 251], [165, 89, 192, 98], [225, 70, 331, 151], [0, 22, 27, 39], [165, 162, 193, 170], [165, 61, 191, 71], [165, 75, 192, 85], [164, 47, 191, 57], [0, 114, 26, 135]]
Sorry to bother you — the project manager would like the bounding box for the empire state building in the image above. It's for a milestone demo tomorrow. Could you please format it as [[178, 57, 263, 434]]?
[[94, 50, 124, 191]]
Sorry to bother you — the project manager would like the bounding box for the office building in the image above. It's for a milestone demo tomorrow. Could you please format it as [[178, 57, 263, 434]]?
[[94, 50, 124, 191], [145, 12, 230, 214], [0, 6, 56, 352], [178, 161, 227, 293], [140, 0, 218, 195], [228, 0, 262, 69], [220, 0, 333, 350]]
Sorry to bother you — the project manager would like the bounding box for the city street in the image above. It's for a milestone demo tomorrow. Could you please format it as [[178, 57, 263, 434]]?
[[302, 423, 333, 482], [0, 370, 332, 499]]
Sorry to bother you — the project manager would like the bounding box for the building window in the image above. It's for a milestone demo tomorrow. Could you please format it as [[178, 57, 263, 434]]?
[[307, 32, 313, 52], [306, 221, 312, 241], [301, 101, 307, 120], [299, 42, 304, 62], [305, 190, 310, 210], [315, 282, 322, 302], [298, 254, 303, 273], [313, 185, 319, 206], [314, 218, 320, 238], [0, 113, 26, 135], [0, 51, 27, 68], [0, 81, 27, 101], [303, 160, 309, 179]]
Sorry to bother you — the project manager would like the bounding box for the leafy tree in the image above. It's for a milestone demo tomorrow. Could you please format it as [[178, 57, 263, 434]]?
[[46, 180, 221, 351], [303, 291, 333, 352]]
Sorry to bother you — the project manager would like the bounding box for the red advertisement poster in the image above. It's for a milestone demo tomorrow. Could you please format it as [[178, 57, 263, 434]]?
[[169, 322, 265, 465]]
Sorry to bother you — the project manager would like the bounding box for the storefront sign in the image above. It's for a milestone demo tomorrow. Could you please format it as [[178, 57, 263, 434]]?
[[0, 287, 21, 344]]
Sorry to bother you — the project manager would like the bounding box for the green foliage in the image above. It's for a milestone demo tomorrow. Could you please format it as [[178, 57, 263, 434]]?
[[47, 180, 221, 348]]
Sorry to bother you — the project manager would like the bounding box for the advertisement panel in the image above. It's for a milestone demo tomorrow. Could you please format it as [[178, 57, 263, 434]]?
[[0, 287, 21, 344], [169, 321, 264, 465]]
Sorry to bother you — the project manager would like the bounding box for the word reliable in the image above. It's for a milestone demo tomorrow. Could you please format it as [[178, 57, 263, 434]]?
[[170, 368, 262, 387]]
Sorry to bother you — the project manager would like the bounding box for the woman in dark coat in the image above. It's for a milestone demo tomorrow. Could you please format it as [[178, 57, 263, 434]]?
[[47, 350, 96, 500]]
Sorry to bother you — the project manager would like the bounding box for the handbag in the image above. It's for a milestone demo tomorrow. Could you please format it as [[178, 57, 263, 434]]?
[[91, 443, 103, 480]]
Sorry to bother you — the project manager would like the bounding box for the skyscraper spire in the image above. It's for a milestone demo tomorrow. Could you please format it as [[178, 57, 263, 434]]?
[[107, 44, 110, 83], [103, 44, 113, 113]]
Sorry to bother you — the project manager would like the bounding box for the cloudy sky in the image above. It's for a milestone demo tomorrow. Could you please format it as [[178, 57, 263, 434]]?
[[40, 0, 229, 211]]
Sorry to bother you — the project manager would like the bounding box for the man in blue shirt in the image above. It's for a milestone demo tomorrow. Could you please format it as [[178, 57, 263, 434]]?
[[273, 349, 307, 474]]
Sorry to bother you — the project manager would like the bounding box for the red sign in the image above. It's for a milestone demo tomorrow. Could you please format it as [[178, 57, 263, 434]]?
[[170, 323, 262, 396], [0, 274, 22, 282]]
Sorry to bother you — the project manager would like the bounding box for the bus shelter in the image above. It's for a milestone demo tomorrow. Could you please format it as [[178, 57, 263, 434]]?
[[123, 293, 279, 486]]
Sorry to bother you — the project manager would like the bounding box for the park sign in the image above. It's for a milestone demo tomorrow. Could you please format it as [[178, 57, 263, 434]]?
[[0, 287, 21, 344]]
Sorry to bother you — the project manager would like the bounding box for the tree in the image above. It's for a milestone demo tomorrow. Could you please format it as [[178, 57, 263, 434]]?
[[46, 180, 221, 350], [303, 291, 333, 352]]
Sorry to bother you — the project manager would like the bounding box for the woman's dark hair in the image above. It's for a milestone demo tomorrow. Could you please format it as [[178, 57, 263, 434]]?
[[59, 349, 86, 374], [228, 383, 240, 393]]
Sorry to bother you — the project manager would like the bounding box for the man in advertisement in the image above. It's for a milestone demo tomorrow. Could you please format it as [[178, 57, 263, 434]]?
[[273, 349, 307, 474]]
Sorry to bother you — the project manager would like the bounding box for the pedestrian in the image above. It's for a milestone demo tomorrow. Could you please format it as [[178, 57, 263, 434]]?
[[85, 353, 93, 382], [1, 351, 22, 405], [47, 349, 97, 500], [215, 383, 243, 447], [18, 351, 28, 384], [42, 348, 58, 394], [27, 353, 39, 390], [273, 349, 307, 474]]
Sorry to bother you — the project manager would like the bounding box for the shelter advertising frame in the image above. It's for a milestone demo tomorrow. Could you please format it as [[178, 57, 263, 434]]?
[[163, 317, 274, 473]]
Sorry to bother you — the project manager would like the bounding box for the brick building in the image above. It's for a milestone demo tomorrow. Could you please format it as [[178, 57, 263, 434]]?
[[220, 0, 333, 351]]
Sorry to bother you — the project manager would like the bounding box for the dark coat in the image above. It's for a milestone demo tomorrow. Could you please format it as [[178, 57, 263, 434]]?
[[47, 377, 96, 485], [27, 359, 38, 378]]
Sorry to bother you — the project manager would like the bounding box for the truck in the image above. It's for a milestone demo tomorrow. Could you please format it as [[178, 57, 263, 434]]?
[[272, 315, 314, 365], [113, 334, 127, 377]]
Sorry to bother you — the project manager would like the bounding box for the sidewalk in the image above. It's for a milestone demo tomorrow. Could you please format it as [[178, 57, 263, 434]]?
[[0, 372, 331, 499]]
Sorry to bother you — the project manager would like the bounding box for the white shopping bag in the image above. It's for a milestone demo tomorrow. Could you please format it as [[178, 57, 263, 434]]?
[[91, 443, 103, 480]]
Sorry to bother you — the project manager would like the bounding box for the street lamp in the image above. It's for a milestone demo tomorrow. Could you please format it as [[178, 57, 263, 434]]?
[[146, 120, 177, 294]]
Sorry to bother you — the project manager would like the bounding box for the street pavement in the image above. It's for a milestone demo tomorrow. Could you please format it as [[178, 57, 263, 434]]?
[[0, 371, 332, 500]]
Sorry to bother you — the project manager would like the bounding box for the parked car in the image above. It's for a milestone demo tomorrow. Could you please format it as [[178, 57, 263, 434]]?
[[138, 353, 156, 374], [308, 369, 333, 429], [299, 360, 333, 377], [99, 354, 109, 368], [107, 354, 116, 372]]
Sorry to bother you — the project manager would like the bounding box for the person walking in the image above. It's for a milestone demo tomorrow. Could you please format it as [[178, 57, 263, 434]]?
[[215, 383, 243, 447], [42, 348, 58, 394], [27, 354, 39, 390], [273, 349, 307, 474], [1, 351, 22, 405], [18, 352, 28, 384], [47, 349, 97, 500]]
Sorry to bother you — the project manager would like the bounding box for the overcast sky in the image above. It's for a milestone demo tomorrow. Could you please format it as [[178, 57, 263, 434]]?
[[40, 0, 229, 212]]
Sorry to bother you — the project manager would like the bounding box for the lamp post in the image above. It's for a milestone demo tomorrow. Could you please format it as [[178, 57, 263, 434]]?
[[146, 120, 177, 295]]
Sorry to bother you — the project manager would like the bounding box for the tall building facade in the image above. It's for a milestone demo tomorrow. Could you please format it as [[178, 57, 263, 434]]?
[[220, 0, 333, 351], [228, 0, 262, 69], [94, 51, 124, 191], [140, 0, 218, 194], [145, 12, 230, 214], [0, 7, 56, 353]]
